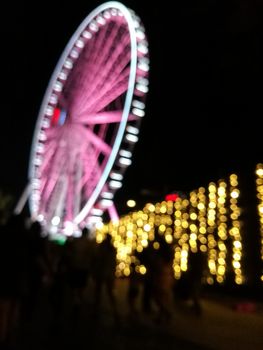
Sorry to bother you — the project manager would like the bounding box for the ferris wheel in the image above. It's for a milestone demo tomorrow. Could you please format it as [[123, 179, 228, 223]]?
[[17, 1, 149, 237]]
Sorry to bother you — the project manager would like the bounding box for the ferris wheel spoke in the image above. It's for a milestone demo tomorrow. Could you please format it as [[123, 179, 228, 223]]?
[[82, 161, 103, 197], [40, 151, 62, 192], [39, 172, 57, 205], [41, 146, 68, 204], [55, 154, 81, 222], [93, 37, 130, 90], [69, 28, 130, 117], [96, 123, 108, 147], [75, 74, 129, 117], [82, 145, 103, 181], [75, 110, 132, 125], [44, 138, 58, 155], [39, 153, 60, 184], [95, 51, 131, 93], [45, 126, 61, 140], [75, 37, 131, 116], [88, 79, 130, 115], [38, 142, 58, 176], [73, 123, 110, 159], [67, 24, 122, 116], [80, 65, 130, 116], [78, 145, 100, 186], [80, 148, 103, 186], [82, 22, 125, 96], [46, 174, 67, 222], [73, 25, 111, 94], [65, 173, 74, 221], [82, 34, 130, 97], [53, 175, 68, 220], [87, 25, 109, 66], [47, 154, 77, 221], [78, 126, 112, 156], [73, 161, 83, 218], [41, 139, 67, 176], [78, 164, 98, 199], [41, 172, 61, 210]]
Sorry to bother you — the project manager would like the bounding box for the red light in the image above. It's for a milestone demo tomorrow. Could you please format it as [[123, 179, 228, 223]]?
[[165, 193, 179, 201], [51, 107, 61, 125]]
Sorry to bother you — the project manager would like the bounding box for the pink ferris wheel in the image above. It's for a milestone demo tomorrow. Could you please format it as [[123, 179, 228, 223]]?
[[18, 2, 149, 236]]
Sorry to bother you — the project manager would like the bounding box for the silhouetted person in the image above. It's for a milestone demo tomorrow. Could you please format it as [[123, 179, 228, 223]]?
[[47, 240, 69, 324], [151, 240, 175, 323], [0, 214, 27, 346], [67, 227, 95, 315], [22, 220, 49, 322], [139, 235, 175, 323], [139, 242, 156, 315], [92, 234, 119, 323], [185, 249, 207, 316], [127, 261, 142, 320]]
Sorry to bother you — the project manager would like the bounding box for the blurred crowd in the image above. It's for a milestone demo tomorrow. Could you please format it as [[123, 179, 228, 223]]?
[[0, 214, 207, 348]]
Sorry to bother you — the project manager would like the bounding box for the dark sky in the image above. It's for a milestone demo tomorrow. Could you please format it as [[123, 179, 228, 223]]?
[[1, 0, 263, 212]]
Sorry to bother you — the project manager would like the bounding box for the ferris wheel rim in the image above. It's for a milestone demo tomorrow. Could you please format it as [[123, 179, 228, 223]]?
[[28, 1, 149, 231], [29, 1, 136, 181]]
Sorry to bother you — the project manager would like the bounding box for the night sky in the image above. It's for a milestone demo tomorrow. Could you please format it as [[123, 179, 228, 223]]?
[[1, 0, 263, 213]]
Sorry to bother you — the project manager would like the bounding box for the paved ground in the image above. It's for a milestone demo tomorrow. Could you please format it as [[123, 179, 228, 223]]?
[[11, 278, 263, 350]]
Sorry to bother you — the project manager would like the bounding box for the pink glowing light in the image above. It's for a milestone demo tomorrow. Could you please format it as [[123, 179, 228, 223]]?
[[27, 2, 149, 236]]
